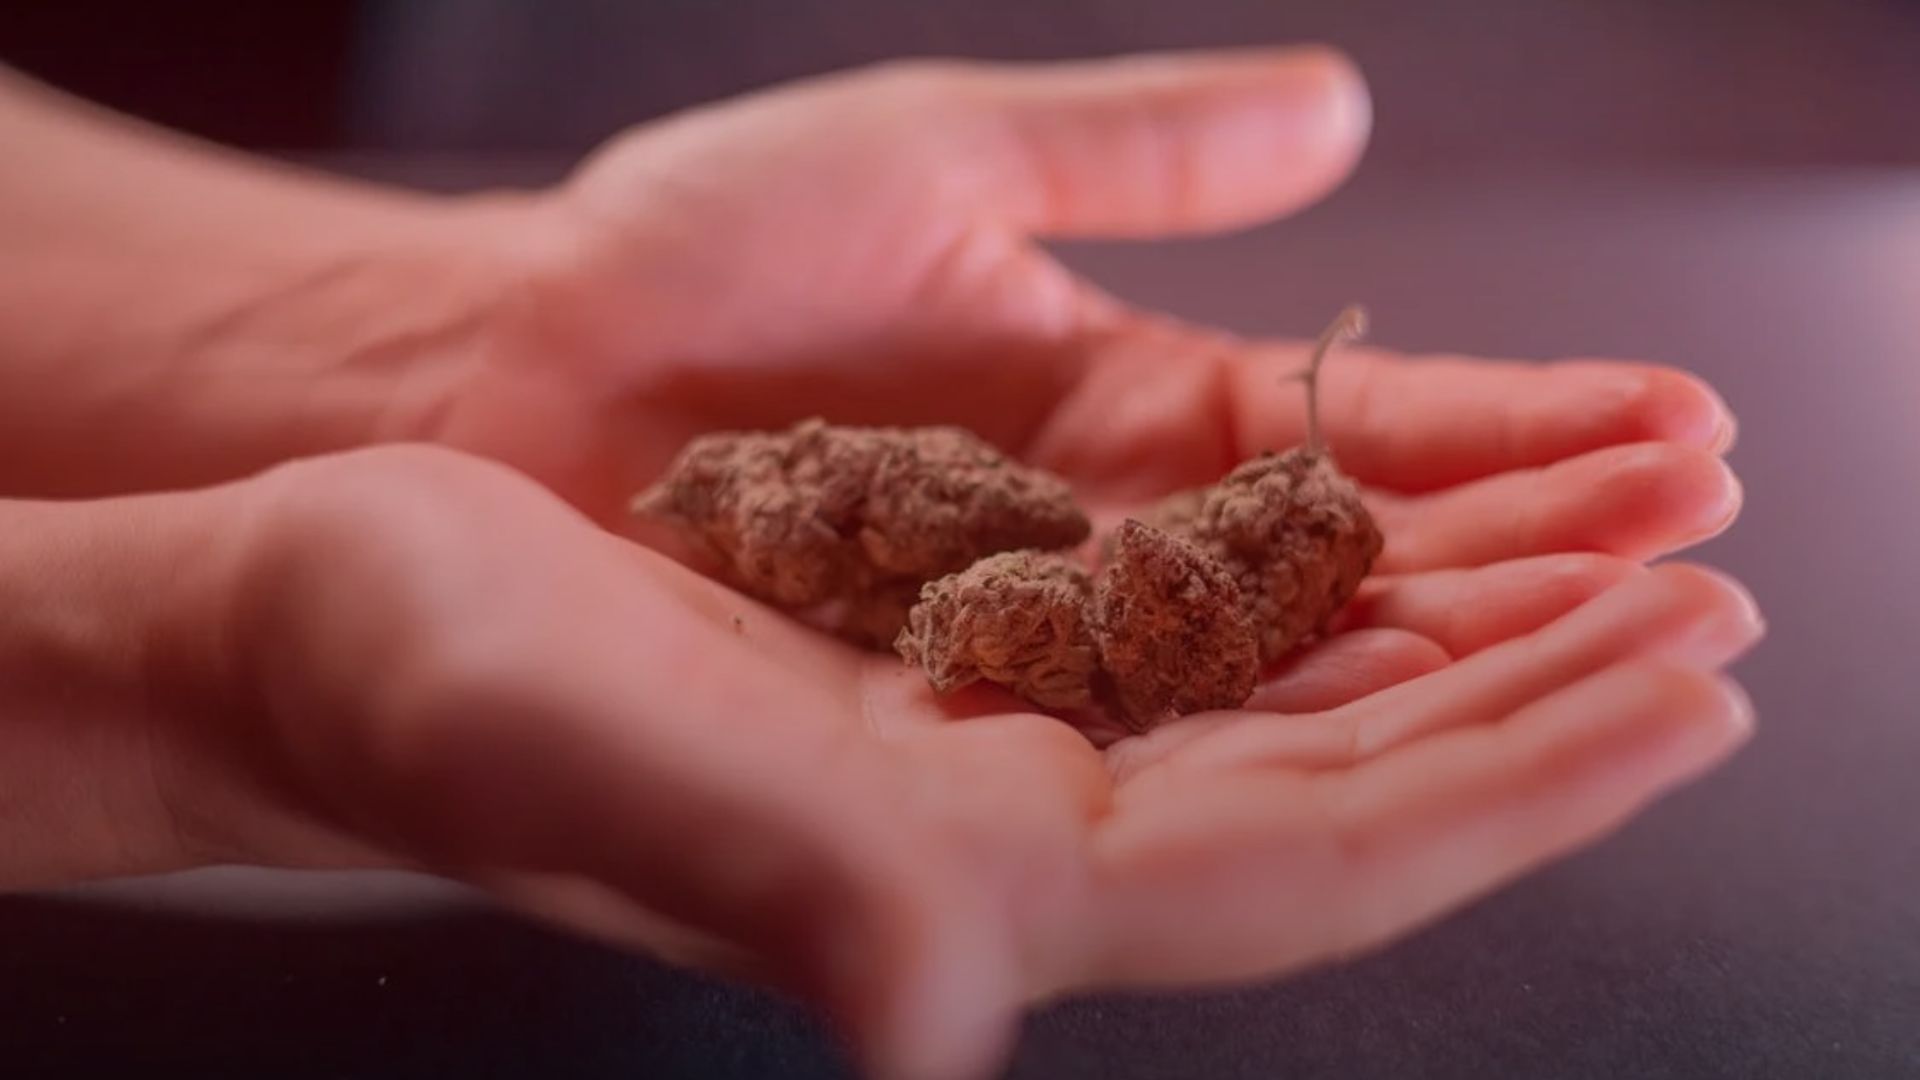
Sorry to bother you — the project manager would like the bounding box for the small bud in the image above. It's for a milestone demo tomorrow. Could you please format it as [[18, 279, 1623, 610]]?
[[1091, 521, 1262, 731], [636, 419, 1090, 645], [896, 551, 1099, 709], [1182, 447, 1383, 662]]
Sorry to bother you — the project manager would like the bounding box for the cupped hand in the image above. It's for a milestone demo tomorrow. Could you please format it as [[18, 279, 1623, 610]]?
[[249, 47, 1751, 1080], [429, 47, 1737, 579], [172, 447, 1761, 1080]]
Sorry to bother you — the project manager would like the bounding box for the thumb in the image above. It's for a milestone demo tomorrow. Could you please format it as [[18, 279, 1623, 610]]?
[[959, 45, 1371, 238], [811, 869, 1024, 1080]]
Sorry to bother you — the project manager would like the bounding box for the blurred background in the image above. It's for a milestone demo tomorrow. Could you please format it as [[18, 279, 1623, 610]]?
[[5, 0, 1919, 167]]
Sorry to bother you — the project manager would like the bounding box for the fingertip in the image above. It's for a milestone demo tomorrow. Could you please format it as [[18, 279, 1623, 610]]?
[[1518, 662, 1748, 805], [1297, 44, 1372, 154], [1709, 673, 1757, 744], [1645, 562, 1766, 649], [1226, 43, 1371, 158], [1549, 363, 1737, 456], [1133, 43, 1370, 140], [1632, 368, 1738, 454], [1263, 44, 1372, 210], [992, 45, 1374, 236], [1646, 562, 1762, 628], [850, 896, 1023, 1080], [1685, 374, 1739, 454], [1588, 443, 1743, 554], [859, 973, 1020, 1080], [1711, 456, 1745, 534], [1623, 663, 1754, 782], [1665, 446, 1743, 545]]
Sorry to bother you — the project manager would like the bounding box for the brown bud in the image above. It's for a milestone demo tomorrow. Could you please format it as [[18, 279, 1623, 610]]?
[[1182, 446, 1383, 662], [895, 551, 1099, 709], [1091, 520, 1262, 731], [635, 419, 1091, 645]]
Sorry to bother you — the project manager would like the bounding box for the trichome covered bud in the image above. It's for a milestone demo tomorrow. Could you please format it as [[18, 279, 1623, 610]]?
[[634, 418, 1090, 645], [1133, 304, 1383, 662], [1178, 446, 1382, 662], [895, 550, 1099, 709], [1091, 520, 1262, 731]]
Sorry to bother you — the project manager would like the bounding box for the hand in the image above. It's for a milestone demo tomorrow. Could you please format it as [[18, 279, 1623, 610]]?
[[427, 47, 1737, 578], [167, 447, 1761, 1080]]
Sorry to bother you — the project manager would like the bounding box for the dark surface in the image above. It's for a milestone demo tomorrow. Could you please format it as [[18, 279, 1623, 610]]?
[[0, 2, 360, 148], [4, 164, 1919, 1078]]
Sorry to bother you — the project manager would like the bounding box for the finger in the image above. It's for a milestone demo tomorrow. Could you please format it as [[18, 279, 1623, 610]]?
[[966, 47, 1370, 237], [1105, 630, 1444, 784], [1087, 661, 1752, 985], [1336, 554, 1644, 656], [1339, 563, 1760, 761], [1244, 629, 1449, 714], [1103, 629, 1446, 770], [1372, 443, 1742, 573], [1031, 332, 1735, 507], [396, 634, 1017, 1080], [1300, 663, 1752, 964], [1150, 563, 1760, 776], [1224, 347, 1736, 491], [1105, 556, 1638, 782]]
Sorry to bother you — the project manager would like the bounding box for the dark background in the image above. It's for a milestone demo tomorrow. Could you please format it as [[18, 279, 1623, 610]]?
[[4, 0, 1920, 166], [4, 5, 1918, 1080]]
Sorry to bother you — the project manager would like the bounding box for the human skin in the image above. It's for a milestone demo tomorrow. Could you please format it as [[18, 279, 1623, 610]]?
[[0, 48, 1755, 1080]]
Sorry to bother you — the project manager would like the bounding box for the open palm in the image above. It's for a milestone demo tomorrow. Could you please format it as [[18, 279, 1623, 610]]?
[[284, 49, 1767, 1079], [428, 48, 1738, 714], [218, 435, 1757, 1080]]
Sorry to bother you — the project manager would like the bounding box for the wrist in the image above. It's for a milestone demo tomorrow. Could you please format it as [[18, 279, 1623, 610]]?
[[0, 185, 552, 498], [0, 486, 259, 887], [249, 191, 555, 454]]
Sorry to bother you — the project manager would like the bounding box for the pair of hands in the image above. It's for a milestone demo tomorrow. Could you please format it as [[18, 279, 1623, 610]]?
[[136, 49, 1757, 1080]]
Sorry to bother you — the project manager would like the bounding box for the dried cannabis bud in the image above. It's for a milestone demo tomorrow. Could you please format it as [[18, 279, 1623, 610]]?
[[894, 551, 1099, 709], [1133, 486, 1205, 543], [640, 308, 1384, 736], [896, 306, 1384, 731], [633, 418, 1091, 645], [1091, 521, 1262, 731], [1133, 306, 1383, 662], [1164, 446, 1381, 662]]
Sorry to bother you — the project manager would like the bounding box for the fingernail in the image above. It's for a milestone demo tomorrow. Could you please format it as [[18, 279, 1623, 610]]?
[[1714, 674, 1757, 739], [1704, 457, 1745, 536], [1669, 673, 1757, 775], [1690, 563, 1765, 641], [1304, 46, 1372, 146], [1643, 563, 1765, 671], [1253, 45, 1370, 143], [1704, 385, 1739, 453]]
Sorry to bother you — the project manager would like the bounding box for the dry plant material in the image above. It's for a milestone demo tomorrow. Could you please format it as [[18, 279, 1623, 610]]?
[[1091, 520, 1262, 730], [1140, 305, 1384, 662], [895, 551, 1099, 709], [633, 418, 1090, 645], [635, 307, 1383, 735], [1148, 446, 1381, 662], [905, 305, 1384, 730]]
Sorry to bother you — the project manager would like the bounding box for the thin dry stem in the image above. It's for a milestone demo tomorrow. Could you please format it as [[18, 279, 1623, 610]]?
[[1298, 304, 1369, 453]]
